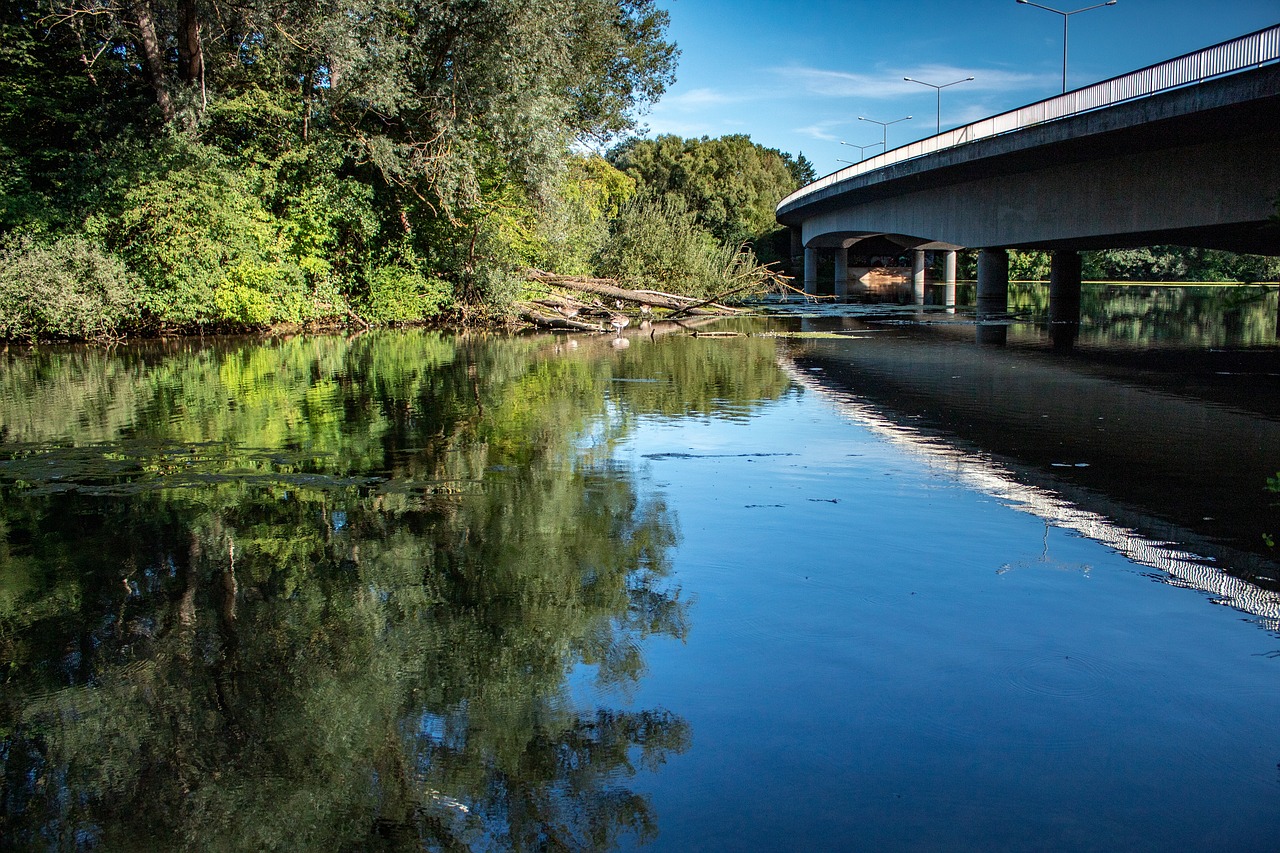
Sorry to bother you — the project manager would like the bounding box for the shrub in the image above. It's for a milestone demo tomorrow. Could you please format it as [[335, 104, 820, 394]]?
[[593, 195, 775, 299], [0, 233, 140, 340], [359, 266, 452, 324]]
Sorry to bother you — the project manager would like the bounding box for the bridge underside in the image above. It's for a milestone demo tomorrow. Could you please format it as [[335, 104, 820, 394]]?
[[804, 232, 962, 253], [780, 65, 1280, 257]]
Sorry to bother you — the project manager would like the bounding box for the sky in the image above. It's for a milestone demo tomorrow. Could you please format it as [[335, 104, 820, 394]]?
[[638, 0, 1278, 177]]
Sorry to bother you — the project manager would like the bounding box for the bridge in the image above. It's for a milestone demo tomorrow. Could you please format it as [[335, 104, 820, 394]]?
[[775, 25, 1280, 317]]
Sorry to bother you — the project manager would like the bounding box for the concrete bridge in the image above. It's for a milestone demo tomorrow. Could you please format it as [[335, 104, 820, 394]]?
[[776, 25, 1280, 319]]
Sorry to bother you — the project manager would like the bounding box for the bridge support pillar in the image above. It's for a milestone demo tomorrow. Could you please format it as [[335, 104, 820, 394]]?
[[944, 250, 958, 310], [912, 250, 927, 304], [834, 247, 849, 298], [977, 248, 1009, 312], [1049, 250, 1083, 351], [976, 248, 1009, 346], [804, 247, 817, 295]]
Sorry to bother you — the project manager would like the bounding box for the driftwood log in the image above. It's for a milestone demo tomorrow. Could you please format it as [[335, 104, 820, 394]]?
[[516, 306, 606, 332], [524, 270, 745, 316]]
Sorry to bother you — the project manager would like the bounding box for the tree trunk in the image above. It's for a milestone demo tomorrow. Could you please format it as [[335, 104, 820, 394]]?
[[177, 0, 204, 96], [131, 0, 174, 122]]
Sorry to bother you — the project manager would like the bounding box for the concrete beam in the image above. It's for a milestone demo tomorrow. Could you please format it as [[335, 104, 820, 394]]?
[[782, 65, 1280, 255]]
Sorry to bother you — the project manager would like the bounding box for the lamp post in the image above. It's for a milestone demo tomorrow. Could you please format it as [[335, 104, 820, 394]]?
[[857, 115, 912, 152], [903, 76, 975, 134], [1016, 0, 1118, 93], [839, 140, 884, 161]]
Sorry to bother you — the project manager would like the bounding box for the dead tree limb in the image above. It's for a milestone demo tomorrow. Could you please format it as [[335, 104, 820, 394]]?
[[516, 305, 606, 332], [524, 270, 744, 315]]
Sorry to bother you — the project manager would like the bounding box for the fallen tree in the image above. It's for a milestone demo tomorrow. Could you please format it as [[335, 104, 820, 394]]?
[[524, 270, 746, 316]]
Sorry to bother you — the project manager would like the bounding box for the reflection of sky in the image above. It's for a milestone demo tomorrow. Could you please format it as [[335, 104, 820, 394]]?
[[573, 374, 1280, 851]]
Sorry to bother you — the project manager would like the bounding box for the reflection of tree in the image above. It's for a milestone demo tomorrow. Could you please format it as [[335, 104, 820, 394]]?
[[1003, 283, 1278, 348], [0, 327, 794, 850]]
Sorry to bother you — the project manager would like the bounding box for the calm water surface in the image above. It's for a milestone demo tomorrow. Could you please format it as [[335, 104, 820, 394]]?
[[2, 284, 1278, 850]]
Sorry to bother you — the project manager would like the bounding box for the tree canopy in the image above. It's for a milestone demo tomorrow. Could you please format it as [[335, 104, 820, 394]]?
[[0, 0, 701, 337], [608, 134, 810, 247]]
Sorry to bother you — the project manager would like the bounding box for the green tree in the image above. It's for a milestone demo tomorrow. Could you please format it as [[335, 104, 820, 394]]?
[[0, 1, 679, 333], [1083, 246, 1280, 282], [608, 134, 801, 247]]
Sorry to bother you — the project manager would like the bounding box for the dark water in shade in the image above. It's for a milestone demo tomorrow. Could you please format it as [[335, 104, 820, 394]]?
[[1, 284, 1279, 851]]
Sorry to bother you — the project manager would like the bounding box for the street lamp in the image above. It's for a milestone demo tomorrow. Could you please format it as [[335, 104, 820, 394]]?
[[1016, 0, 1118, 93], [857, 115, 912, 152], [903, 76, 975, 134], [839, 140, 884, 160], [836, 159, 859, 166]]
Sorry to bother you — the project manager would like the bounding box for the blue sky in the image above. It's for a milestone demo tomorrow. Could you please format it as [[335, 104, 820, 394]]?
[[639, 1, 1278, 176]]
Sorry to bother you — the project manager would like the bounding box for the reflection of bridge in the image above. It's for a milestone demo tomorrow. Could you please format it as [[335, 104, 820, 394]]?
[[778, 338, 1280, 628], [776, 26, 1280, 319]]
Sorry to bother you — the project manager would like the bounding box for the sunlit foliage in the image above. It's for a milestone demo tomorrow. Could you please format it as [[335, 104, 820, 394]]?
[[0, 0, 681, 335]]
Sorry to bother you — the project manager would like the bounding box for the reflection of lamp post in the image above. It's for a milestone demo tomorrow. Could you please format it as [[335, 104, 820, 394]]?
[[839, 140, 884, 161], [1016, 0, 1118, 93], [857, 115, 912, 151], [903, 76, 975, 134]]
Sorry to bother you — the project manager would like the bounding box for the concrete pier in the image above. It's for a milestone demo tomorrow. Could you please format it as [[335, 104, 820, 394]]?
[[804, 247, 817, 295], [1049, 249, 1083, 351], [976, 249, 1009, 313], [944, 250, 957, 310], [912, 250, 927, 304], [976, 248, 1009, 345]]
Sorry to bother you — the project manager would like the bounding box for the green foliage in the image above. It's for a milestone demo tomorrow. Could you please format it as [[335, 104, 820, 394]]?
[[0, 0, 680, 333], [955, 247, 1280, 285], [359, 266, 453, 324], [1, 0, 818, 327], [1083, 246, 1280, 282], [592, 194, 779, 299], [608, 134, 801, 246], [1009, 250, 1052, 282], [0, 233, 140, 340], [214, 260, 315, 327], [539, 154, 637, 275], [85, 140, 279, 325], [594, 195, 720, 295], [784, 151, 817, 186]]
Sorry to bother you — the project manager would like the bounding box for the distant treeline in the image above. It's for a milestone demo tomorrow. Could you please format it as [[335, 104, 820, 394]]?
[[958, 247, 1280, 283], [0, 0, 811, 341]]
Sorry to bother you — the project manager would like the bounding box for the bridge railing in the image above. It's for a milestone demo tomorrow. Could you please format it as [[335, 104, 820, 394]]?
[[778, 24, 1280, 213]]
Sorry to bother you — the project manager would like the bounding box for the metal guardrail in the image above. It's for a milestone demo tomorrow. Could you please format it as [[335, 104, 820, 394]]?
[[777, 23, 1280, 213]]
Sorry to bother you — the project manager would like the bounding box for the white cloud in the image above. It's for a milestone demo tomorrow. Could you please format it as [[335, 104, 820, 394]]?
[[654, 87, 748, 112], [771, 64, 1054, 99], [793, 121, 846, 142]]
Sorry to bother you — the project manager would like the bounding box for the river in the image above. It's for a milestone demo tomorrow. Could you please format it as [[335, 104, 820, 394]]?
[[1, 283, 1278, 850]]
